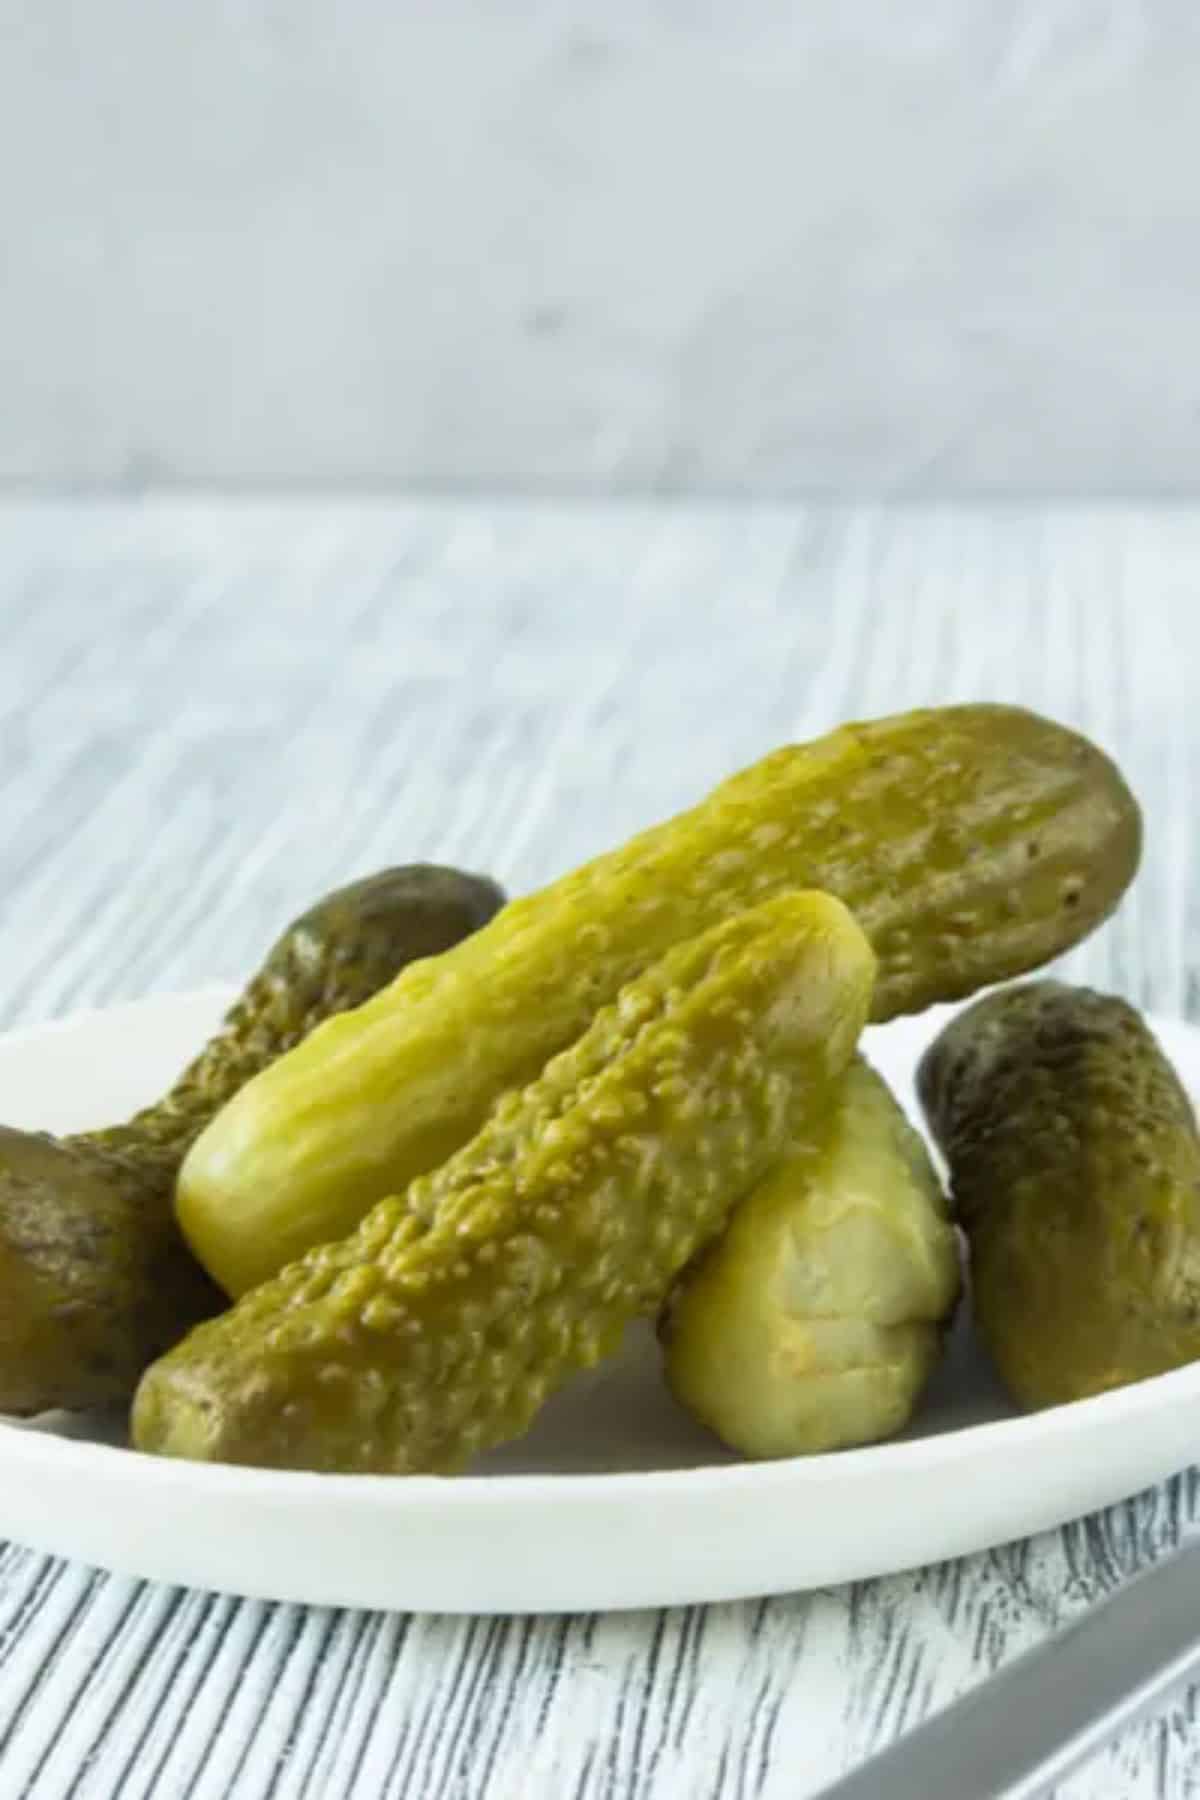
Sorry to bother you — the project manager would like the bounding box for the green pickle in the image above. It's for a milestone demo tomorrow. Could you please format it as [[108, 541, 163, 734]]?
[[662, 1059, 960, 1458], [179, 704, 1141, 1296], [133, 892, 875, 1474], [0, 865, 503, 1415], [919, 982, 1200, 1409]]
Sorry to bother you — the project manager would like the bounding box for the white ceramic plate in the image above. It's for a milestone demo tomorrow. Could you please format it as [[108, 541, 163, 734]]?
[[2, 989, 1199, 1615]]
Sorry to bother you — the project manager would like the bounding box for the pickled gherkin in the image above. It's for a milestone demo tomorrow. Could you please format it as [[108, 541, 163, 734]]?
[[179, 704, 1140, 1297], [919, 982, 1200, 1409], [0, 865, 503, 1415], [133, 892, 875, 1474], [90, 864, 505, 1171], [662, 1059, 960, 1457]]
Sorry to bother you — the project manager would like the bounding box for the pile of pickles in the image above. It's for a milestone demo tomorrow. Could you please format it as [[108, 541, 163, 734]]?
[[7, 701, 1197, 1476]]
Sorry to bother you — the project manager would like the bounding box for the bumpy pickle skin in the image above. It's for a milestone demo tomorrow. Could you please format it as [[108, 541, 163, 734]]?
[[134, 892, 875, 1474], [918, 982, 1200, 1410], [180, 705, 1141, 1297], [0, 866, 503, 1415], [661, 1059, 960, 1458]]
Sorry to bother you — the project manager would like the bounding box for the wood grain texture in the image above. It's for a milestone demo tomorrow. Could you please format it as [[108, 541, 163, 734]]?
[[0, 498, 1197, 1798]]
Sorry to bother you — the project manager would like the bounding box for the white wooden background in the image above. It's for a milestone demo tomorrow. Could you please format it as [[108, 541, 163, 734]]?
[[0, 498, 1197, 1798]]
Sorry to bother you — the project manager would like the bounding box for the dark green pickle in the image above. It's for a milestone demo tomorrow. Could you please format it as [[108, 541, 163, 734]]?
[[0, 865, 503, 1415], [919, 982, 1200, 1409]]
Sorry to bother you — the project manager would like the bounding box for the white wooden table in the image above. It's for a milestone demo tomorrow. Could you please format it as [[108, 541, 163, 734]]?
[[0, 498, 1197, 1799]]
